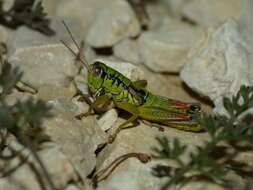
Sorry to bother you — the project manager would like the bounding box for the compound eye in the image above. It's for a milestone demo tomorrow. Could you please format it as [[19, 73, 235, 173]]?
[[92, 65, 103, 76], [190, 104, 201, 112]]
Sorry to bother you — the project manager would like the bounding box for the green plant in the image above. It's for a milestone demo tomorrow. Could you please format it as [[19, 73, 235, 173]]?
[[152, 85, 253, 189], [0, 0, 55, 35], [0, 62, 56, 189]]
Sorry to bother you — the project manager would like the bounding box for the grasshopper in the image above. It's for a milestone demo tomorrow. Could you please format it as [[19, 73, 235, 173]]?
[[61, 22, 203, 143]]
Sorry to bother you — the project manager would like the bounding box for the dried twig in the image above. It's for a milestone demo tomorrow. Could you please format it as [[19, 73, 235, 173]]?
[[92, 152, 151, 188]]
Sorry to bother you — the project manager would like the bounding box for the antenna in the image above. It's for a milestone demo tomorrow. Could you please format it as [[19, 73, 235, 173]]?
[[61, 20, 90, 70]]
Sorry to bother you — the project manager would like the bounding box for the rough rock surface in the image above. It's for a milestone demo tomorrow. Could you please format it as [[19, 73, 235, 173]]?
[[0, 25, 11, 44], [98, 109, 118, 131], [113, 39, 141, 64], [2, 0, 253, 190], [0, 143, 77, 190], [138, 21, 204, 72], [180, 19, 250, 114], [37, 83, 77, 101], [165, 0, 188, 17], [7, 26, 57, 56], [8, 44, 79, 89], [180, 0, 240, 28], [96, 119, 210, 190], [43, 97, 107, 179], [65, 184, 81, 190], [56, 0, 108, 35], [86, 0, 140, 47]]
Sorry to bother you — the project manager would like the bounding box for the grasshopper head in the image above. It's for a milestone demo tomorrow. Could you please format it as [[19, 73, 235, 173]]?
[[88, 61, 107, 96]]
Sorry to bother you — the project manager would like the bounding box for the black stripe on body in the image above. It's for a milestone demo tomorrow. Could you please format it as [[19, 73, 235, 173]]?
[[100, 68, 148, 105]]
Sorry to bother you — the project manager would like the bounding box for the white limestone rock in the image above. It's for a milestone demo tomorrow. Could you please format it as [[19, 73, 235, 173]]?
[[96, 119, 210, 190], [6, 19, 83, 56], [165, 0, 189, 17], [0, 25, 12, 44], [238, 0, 253, 59], [74, 73, 89, 95], [86, 0, 140, 47], [138, 24, 204, 72], [43, 98, 107, 179], [180, 180, 227, 190], [35, 145, 77, 188], [7, 26, 56, 56], [41, 0, 58, 16], [6, 26, 80, 90], [37, 82, 77, 101], [113, 39, 141, 64], [180, 19, 251, 114], [8, 43, 79, 89], [5, 90, 35, 106], [56, 0, 106, 35], [65, 184, 81, 190], [2, 0, 14, 10], [0, 144, 77, 190], [50, 17, 84, 44], [97, 109, 118, 131], [144, 1, 170, 30], [182, 0, 240, 28]]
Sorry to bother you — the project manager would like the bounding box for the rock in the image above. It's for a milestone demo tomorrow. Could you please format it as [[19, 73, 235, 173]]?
[[165, 0, 188, 17], [34, 144, 77, 188], [0, 144, 77, 190], [144, 0, 170, 30], [6, 20, 84, 58], [238, 0, 253, 52], [2, 138, 29, 156], [65, 184, 81, 190], [37, 82, 77, 101], [96, 118, 210, 190], [56, 0, 106, 35], [50, 17, 85, 45], [113, 39, 141, 64], [7, 26, 56, 56], [182, 0, 240, 28], [0, 25, 12, 44], [238, 0, 253, 90], [180, 180, 227, 190], [74, 73, 89, 95], [8, 43, 79, 89], [2, 0, 14, 11], [180, 19, 250, 114], [56, 0, 140, 44], [42, 97, 107, 179], [71, 95, 90, 115], [86, 0, 140, 47], [5, 90, 36, 106], [97, 109, 118, 131], [138, 23, 204, 72], [41, 0, 58, 17]]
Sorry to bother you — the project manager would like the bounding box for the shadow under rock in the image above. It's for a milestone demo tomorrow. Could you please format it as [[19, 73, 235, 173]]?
[[182, 82, 214, 110]]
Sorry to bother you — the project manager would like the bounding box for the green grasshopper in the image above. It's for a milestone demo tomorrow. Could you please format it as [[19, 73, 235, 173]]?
[[61, 22, 203, 143]]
